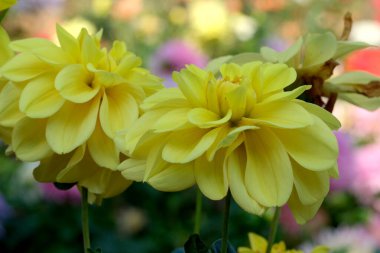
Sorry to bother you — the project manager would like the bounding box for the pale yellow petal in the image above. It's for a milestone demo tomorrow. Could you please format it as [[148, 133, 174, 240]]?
[[20, 74, 64, 118], [249, 101, 313, 129], [119, 159, 146, 182], [248, 233, 267, 252], [244, 128, 293, 206], [272, 115, 338, 171], [115, 52, 142, 75], [99, 85, 139, 138], [292, 159, 329, 205], [0, 26, 13, 65], [194, 152, 228, 200], [261, 85, 311, 104], [88, 120, 119, 170], [0, 82, 23, 127], [188, 108, 231, 128], [46, 96, 100, 154], [162, 128, 219, 163], [149, 163, 195, 191], [11, 38, 73, 64], [80, 34, 103, 66], [56, 24, 80, 61], [296, 100, 341, 130], [55, 64, 100, 103], [1, 53, 52, 82], [226, 85, 247, 121], [172, 65, 209, 107], [227, 148, 265, 215], [288, 189, 324, 224], [140, 87, 188, 111], [12, 118, 52, 161], [153, 108, 192, 132], [262, 63, 296, 94]]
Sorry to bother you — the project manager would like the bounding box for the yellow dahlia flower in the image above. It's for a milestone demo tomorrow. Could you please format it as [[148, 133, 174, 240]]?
[[119, 62, 339, 222], [238, 232, 328, 253], [0, 25, 162, 202], [0, 26, 20, 144]]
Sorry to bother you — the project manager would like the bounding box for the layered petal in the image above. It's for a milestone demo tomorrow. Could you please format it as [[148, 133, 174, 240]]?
[[99, 84, 139, 138], [149, 163, 195, 191], [244, 128, 293, 206], [46, 96, 100, 154], [0, 82, 23, 126], [288, 189, 324, 224], [20, 73, 64, 118], [272, 115, 338, 171], [195, 152, 228, 200], [12, 118, 52, 161]]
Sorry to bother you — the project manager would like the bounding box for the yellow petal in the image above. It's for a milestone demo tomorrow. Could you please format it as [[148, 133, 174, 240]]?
[[261, 85, 311, 104], [46, 96, 100, 154], [172, 65, 209, 107], [140, 87, 188, 111], [80, 169, 131, 199], [292, 159, 329, 205], [272, 115, 338, 171], [250, 101, 313, 129], [0, 82, 23, 127], [296, 100, 341, 130], [124, 68, 163, 96], [88, 120, 119, 170], [99, 85, 139, 138], [149, 163, 195, 191], [153, 108, 192, 133], [56, 24, 80, 62], [194, 152, 228, 200], [0, 26, 13, 65], [12, 118, 52, 161], [10, 38, 73, 64], [237, 247, 254, 253], [205, 79, 220, 114], [109, 40, 127, 62], [227, 148, 265, 215], [220, 63, 241, 80], [55, 64, 100, 103], [188, 108, 231, 128], [56, 145, 92, 182], [1, 53, 52, 82], [226, 85, 248, 121], [115, 52, 142, 75], [248, 233, 268, 252], [244, 128, 293, 206], [119, 159, 146, 182], [262, 63, 296, 95], [33, 150, 78, 182], [20, 74, 64, 118], [162, 128, 219, 163], [81, 33, 103, 66], [288, 189, 324, 224]]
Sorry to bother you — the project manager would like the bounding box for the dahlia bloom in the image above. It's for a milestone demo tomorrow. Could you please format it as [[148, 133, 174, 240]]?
[[0, 25, 162, 202], [119, 62, 339, 223], [0, 26, 18, 144], [238, 232, 328, 253]]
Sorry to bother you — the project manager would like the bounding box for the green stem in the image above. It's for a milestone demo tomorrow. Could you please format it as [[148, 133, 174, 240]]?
[[193, 188, 203, 234], [81, 187, 91, 253], [266, 207, 281, 253], [221, 191, 231, 253], [0, 9, 9, 23]]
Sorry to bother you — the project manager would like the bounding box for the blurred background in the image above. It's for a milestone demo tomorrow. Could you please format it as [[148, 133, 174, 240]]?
[[1, 0, 380, 252]]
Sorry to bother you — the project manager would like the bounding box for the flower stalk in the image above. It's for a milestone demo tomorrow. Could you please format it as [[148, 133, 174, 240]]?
[[194, 188, 203, 234], [266, 207, 281, 253], [81, 187, 91, 253], [221, 191, 231, 253]]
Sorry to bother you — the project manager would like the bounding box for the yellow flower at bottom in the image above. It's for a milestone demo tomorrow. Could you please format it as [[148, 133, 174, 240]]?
[[238, 233, 328, 253], [119, 62, 340, 222]]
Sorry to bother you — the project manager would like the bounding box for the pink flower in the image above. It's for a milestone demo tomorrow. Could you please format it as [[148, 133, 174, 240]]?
[[330, 131, 357, 191], [149, 40, 208, 87], [39, 183, 81, 205], [353, 142, 380, 210]]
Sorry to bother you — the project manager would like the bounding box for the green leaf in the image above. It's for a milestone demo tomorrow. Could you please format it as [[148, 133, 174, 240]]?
[[184, 234, 210, 253], [228, 53, 264, 65], [260, 47, 280, 62], [205, 56, 232, 74], [328, 71, 380, 85], [334, 41, 371, 59], [303, 32, 337, 69], [339, 93, 380, 111], [260, 37, 303, 67]]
